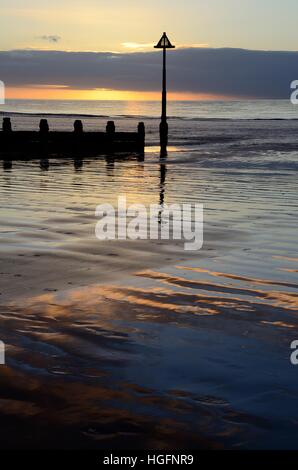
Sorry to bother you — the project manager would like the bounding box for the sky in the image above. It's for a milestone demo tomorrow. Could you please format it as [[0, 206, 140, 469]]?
[[1, 0, 298, 100]]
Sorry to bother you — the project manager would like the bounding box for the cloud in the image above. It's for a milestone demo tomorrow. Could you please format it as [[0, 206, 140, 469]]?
[[0, 47, 297, 98], [121, 42, 209, 52], [177, 43, 209, 49], [39, 35, 61, 43], [121, 42, 154, 51]]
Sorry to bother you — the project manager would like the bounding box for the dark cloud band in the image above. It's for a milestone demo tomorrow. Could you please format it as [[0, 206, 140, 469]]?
[[0, 47, 296, 98]]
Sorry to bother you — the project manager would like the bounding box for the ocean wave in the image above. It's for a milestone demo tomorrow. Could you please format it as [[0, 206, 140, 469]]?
[[2, 110, 298, 122]]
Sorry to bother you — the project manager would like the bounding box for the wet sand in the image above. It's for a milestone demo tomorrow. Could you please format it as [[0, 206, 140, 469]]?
[[0, 116, 298, 449], [0, 233, 231, 304]]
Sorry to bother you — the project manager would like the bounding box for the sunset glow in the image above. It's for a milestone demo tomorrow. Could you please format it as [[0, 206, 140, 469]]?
[[6, 87, 232, 101]]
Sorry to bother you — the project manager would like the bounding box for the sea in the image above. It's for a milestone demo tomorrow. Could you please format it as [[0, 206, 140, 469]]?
[[0, 99, 298, 449]]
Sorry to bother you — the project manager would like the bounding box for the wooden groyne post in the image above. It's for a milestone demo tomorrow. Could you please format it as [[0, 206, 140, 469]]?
[[0, 118, 145, 159], [3, 117, 12, 133]]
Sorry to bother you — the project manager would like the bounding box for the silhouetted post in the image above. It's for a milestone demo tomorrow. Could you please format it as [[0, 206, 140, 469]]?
[[106, 121, 115, 134], [74, 120, 83, 134], [2, 118, 12, 155], [2, 117, 12, 133], [39, 119, 49, 134], [73, 120, 83, 159], [138, 122, 145, 156], [138, 122, 145, 138], [39, 119, 49, 155], [106, 121, 115, 154], [154, 32, 175, 154]]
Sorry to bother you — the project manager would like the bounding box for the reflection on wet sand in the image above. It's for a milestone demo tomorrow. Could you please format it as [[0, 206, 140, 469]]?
[[177, 265, 298, 289], [0, 253, 298, 448], [137, 270, 298, 311]]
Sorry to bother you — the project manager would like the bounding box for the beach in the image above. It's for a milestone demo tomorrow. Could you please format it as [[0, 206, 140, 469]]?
[[0, 100, 298, 449]]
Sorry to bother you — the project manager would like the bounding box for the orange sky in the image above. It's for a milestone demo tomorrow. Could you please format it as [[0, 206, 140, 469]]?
[[6, 86, 231, 101]]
